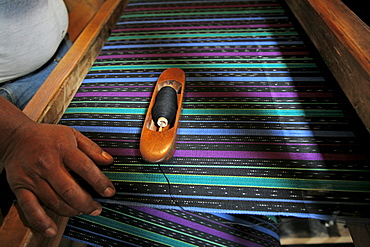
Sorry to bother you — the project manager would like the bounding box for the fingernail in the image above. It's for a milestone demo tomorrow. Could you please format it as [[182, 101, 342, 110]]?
[[104, 187, 115, 197], [90, 208, 102, 216], [45, 227, 57, 237], [102, 151, 112, 160]]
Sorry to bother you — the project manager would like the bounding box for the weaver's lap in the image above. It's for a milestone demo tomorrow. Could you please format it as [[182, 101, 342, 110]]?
[[0, 38, 72, 109]]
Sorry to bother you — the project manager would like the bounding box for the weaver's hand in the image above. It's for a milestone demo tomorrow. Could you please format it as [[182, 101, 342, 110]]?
[[1, 120, 115, 237]]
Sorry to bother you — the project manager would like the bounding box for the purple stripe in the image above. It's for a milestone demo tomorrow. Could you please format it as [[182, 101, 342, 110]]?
[[177, 141, 319, 146], [104, 148, 365, 161], [131, 206, 264, 247], [186, 92, 333, 98], [79, 85, 324, 89], [75, 92, 151, 97], [184, 211, 278, 245], [74, 92, 333, 98], [174, 150, 366, 161], [97, 51, 309, 59], [79, 85, 151, 89], [125, 4, 282, 12]]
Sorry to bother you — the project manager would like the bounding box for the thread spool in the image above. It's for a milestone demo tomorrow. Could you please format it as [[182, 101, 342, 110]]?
[[152, 86, 178, 131]]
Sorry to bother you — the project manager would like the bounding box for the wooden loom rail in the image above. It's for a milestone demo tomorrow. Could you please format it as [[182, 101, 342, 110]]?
[[0, 0, 369, 246], [285, 0, 370, 133], [286, 1, 370, 246], [0, 0, 127, 246]]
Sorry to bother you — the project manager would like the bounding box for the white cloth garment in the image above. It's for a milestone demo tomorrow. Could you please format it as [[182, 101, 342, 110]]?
[[0, 0, 68, 83]]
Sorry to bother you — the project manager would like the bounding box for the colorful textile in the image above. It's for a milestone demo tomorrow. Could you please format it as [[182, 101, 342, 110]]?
[[63, 202, 280, 246], [60, 0, 370, 231]]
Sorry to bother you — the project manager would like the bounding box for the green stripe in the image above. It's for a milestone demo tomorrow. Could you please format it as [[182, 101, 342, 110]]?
[[121, 9, 285, 18], [90, 63, 317, 70], [108, 32, 298, 40], [105, 172, 370, 193], [77, 214, 197, 247], [65, 107, 342, 117]]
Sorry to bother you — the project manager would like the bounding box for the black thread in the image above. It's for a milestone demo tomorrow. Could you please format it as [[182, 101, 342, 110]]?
[[152, 86, 178, 127], [157, 164, 186, 211]]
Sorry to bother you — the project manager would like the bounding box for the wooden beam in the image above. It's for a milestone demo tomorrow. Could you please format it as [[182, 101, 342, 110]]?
[[347, 223, 370, 247], [64, 0, 106, 42], [0, 0, 127, 246], [286, 0, 370, 132]]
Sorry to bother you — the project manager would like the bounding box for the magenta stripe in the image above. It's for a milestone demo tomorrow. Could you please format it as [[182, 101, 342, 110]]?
[[184, 211, 278, 245], [132, 206, 264, 247], [125, 4, 281, 12], [97, 51, 309, 59], [178, 141, 318, 146], [103, 148, 365, 161], [75, 92, 151, 97], [74, 92, 333, 98], [173, 150, 365, 161], [113, 23, 292, 32], [185, 92, 333, 98]]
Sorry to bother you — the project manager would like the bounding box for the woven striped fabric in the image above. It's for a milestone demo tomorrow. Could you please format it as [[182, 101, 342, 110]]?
[[64, 202, 280, 246], [60, 0, 370, 225]]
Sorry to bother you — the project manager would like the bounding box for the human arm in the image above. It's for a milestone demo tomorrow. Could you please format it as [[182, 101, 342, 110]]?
[[0, 96, 115, 237]]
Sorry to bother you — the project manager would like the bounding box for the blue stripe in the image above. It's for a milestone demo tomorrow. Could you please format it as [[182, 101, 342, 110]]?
[[211, 213, 280, 240], [85, 71, 320, 76], [69, 125, 354, 138]]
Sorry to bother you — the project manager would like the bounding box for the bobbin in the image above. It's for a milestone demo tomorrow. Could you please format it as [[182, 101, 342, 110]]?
[[139, 68, 186, 163]]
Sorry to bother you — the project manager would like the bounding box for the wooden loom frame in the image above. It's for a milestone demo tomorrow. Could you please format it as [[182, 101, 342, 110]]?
[[0, 0, 128, 246], [0, 0, 369, 246]]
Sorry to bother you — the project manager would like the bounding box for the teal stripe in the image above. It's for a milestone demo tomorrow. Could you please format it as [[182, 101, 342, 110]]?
[[77, 214, 196, 247], [105, 172, 370, 193], [64, 107, 343, 117], [65, 107, 145, 114], [121, 9, 285, 18], [108, 32, 298, 40], [90, 63, 318, 70]]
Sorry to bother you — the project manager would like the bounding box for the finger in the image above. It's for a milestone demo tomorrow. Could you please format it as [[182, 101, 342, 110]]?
[[72, 128, 114, 165], [16, 188, 58, 237], [33, 178, 80, 217], [63, 149, 116, 198], [47, 166, 103, 215]]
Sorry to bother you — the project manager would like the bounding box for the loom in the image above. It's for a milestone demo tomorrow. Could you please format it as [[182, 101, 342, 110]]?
[[0, 0, 369, 246]]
